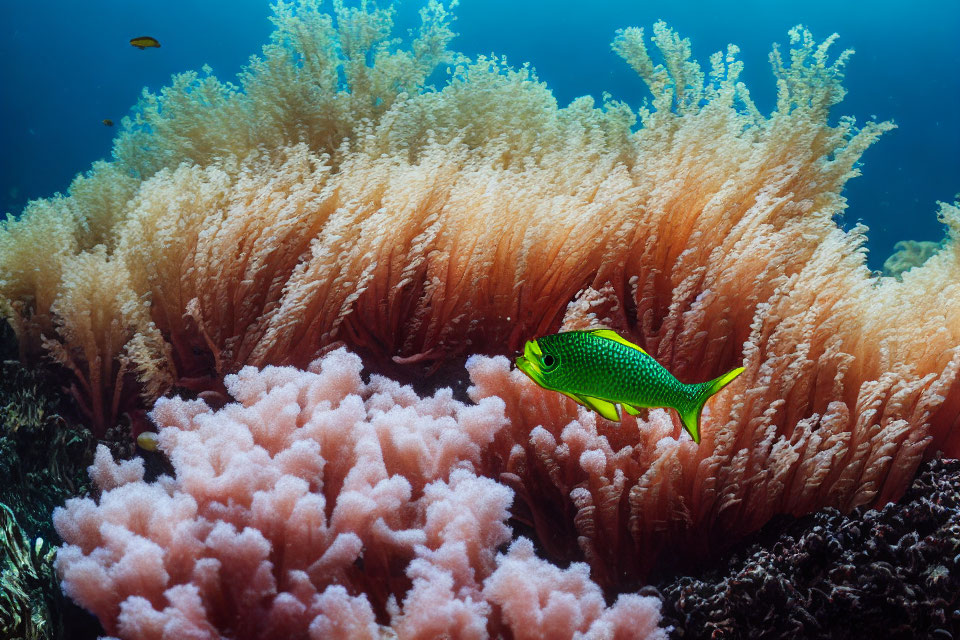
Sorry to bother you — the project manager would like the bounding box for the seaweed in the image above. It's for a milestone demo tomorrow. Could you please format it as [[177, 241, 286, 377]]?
[[0, 321, 99, 639]]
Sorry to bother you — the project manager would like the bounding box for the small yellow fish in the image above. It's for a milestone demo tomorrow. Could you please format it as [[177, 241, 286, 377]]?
[[515, 329, 744, 443], [136, 431, 160, 451], [102, 119, 114, 127], [130, 36, 160, 50]]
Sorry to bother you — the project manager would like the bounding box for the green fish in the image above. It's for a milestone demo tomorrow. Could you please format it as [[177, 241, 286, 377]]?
[[514, 329, 744, 444]]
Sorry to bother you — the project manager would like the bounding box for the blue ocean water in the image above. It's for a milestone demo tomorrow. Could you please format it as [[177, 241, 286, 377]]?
[[1, 0, 957, 270]]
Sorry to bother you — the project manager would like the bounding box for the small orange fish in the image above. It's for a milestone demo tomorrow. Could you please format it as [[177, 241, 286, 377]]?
[[102, 119, 114, 127], [130, 36, 160, 49]]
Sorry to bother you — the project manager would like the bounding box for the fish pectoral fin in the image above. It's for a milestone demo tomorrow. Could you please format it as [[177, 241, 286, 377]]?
[[588, 329, 648, 355], [559, 390, 587, 408], [579, 395, 622, 421], [621, 404, 651, 420], [560, 390, 619, 423], [622, 403, 642, 416]]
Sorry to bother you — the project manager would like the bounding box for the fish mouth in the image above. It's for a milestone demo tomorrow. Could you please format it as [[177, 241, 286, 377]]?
[[515, 340, 547, 387]]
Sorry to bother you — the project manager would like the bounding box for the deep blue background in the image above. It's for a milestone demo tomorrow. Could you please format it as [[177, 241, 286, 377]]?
[[2, 0, 958, 269]]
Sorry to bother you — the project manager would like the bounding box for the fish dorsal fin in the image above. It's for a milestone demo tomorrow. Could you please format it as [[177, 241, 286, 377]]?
[[579, 394, 622, 422], [588, 329, 647, 355]]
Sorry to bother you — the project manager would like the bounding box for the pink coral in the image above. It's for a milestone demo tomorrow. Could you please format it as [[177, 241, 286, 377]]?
[[54, 348, 664, 638], [484, 538, 661, 640]]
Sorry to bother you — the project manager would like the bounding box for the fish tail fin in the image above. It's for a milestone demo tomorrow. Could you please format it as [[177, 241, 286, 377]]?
[[679, 366, 745, 444]]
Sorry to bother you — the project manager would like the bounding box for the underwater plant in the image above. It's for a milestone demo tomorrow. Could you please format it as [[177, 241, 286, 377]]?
[[0, 325, 95, 543], [0, 502, 59, 640], [0, 322, 98, 639]]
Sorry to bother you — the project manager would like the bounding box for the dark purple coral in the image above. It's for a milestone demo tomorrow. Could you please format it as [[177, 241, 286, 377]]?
[[655, 457, 960, 639]]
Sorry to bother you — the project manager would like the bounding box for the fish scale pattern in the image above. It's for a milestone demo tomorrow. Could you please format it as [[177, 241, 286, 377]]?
[[538, 332, 690, 409]]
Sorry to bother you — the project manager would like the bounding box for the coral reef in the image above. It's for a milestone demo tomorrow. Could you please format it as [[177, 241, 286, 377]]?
[[0, 0, 956, 634], [655, 457, 960, 639], [466, 321, 956, 585], [883, 239, 942, 279], [54, 349, 664, 638]]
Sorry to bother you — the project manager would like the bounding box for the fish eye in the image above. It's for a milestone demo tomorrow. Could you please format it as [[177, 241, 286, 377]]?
[[542, 354, 557, 369]]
